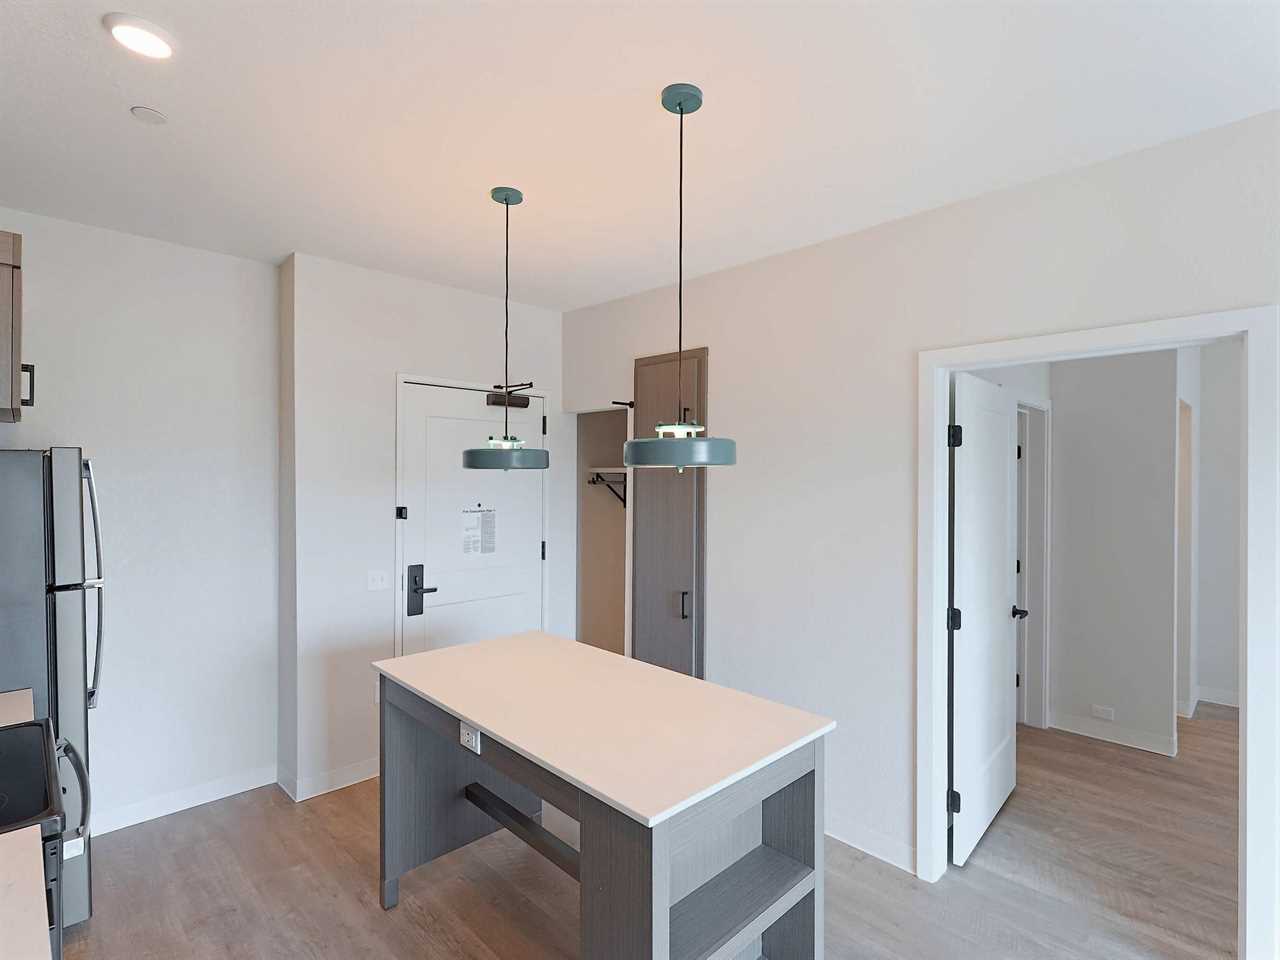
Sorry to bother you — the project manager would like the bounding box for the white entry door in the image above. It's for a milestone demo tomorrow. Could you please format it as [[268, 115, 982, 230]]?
[[950, 372, 1018, 866], [397, 381, 546, 656]]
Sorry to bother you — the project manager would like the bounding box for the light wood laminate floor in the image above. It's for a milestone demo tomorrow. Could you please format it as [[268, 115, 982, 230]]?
[[66, 705, 1237, 959]]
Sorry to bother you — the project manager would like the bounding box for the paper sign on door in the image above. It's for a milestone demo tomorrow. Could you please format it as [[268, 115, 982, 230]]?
[[463, 506, 497, 555]]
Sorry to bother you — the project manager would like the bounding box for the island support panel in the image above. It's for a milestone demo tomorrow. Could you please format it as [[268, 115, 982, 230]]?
[[379, 675, 543, 909], [379, 675, 825, 959]]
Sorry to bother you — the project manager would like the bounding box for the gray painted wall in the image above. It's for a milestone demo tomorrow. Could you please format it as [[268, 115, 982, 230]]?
[[1049, 351, 1177, 754]]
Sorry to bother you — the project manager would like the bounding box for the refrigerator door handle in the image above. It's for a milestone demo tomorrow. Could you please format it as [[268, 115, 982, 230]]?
[[83, 459, 105, 709], [57, 737, 91, 839]]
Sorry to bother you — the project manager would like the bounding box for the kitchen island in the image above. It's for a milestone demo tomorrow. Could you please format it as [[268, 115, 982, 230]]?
[[374, 631, 835, 960]]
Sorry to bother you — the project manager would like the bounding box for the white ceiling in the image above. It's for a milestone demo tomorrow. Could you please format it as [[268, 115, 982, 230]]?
[[2, 2, 1277, 310]]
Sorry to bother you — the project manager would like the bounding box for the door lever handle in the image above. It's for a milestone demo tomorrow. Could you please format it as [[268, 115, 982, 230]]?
[[1011, 605, 1029, 620], [406, 563, 434, 617]]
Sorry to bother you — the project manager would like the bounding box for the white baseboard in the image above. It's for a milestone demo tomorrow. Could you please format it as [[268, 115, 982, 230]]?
[[94, 764, 278, 836], [1197, 686, 1239, 708], [293, 756, 378, 801], [1052, 712, 1177, 757], [1177, 697, 1200, 719], [826, 820, 915, 875]]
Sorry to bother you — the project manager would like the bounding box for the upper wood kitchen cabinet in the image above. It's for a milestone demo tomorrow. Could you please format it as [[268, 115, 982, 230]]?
[[0, 230, 28, 423]]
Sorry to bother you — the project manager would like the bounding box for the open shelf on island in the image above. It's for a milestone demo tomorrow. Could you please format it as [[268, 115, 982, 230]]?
[[669, 844, 814, 960]]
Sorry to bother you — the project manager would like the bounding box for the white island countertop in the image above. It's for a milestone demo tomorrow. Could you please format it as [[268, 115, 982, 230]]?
[[373, 631, 835, 827]]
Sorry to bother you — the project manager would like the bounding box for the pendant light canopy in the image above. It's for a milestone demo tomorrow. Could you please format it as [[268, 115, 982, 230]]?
[[463, 187, 549, 471], [623, 84, 736, 472]]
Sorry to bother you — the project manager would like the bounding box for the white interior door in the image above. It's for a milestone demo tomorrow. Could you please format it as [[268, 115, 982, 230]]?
[[951, 372, 1018, 866], [397, 381, 545, 655]]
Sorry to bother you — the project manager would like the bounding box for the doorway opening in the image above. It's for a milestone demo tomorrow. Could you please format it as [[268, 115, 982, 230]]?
[[576, 408, 628, 655], [1016, 403, 1050, 729], [916, 307, 1278, 957]]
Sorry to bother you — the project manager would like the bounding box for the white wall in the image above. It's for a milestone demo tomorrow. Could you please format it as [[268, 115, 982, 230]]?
[[561, 112, 1280, 870], [278, 253, 574, 800], [0, 206, 279, 833], [1049, 352, 1178, 755], [1197, 337, 1244, 707]]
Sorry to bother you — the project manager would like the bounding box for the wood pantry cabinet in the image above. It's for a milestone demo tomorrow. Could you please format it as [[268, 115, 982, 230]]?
[[0, 230, 29, 423]]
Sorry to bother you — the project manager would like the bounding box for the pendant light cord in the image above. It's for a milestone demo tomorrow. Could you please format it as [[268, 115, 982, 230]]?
[[677, 105, 684, 425], [504, 198, 511, 440]]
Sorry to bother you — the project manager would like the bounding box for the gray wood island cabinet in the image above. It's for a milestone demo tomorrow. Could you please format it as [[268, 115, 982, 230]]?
[[374, 631, 835, 960]]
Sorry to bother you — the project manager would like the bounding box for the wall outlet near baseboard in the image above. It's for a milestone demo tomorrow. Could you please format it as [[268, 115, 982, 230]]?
[[459, 721, 482, 755], [1090, 704, 1115, 722]]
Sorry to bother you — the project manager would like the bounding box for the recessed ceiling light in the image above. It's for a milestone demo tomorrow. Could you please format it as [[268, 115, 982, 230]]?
[[102, 13, 174, 59], [130, 105, 168, 125]]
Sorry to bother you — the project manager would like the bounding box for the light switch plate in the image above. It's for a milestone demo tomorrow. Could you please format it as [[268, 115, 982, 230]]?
[[367, 570, 391, 592], [459, 721, 481, 755]]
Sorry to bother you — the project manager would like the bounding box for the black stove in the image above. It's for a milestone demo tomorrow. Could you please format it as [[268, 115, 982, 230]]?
[[0, 719, 64, 836]]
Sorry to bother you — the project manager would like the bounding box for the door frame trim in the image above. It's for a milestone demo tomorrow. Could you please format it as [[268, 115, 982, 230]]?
[[916, 307, 1278, 958], [1015, 402, 1052, 731], [394, 374, 549, 658]]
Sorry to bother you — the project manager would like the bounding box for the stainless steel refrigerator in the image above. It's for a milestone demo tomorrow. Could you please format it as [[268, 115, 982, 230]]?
[[0, 447, 101, 927]]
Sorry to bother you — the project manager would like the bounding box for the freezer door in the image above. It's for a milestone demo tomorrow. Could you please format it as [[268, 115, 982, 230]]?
[[0, 450, 52, 719], [49, 447, 85, 589]]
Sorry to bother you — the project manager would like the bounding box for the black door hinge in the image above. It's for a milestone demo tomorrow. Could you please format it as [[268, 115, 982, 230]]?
[[1016, 673, 1021, 688], [1016, 559, 1021, 574], [1017, 444, 1022, 460], [542, 415, 547, 435], [948, 425, 963, 448], [540, 540, 546, 560], [948, 607, 962, 631], [395, 506, 408, 520], [948, 790, 962, 814]]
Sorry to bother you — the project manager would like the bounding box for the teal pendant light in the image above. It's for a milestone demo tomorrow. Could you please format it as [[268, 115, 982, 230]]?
[[463, 187, 549, 471], [623, 84, 736, 472]]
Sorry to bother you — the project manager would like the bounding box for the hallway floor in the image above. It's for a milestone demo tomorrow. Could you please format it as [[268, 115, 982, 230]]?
[[66, 705, 1238, 960]]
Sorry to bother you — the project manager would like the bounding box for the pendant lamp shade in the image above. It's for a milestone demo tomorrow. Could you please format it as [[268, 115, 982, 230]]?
[[464, 187, 549, 471], [462, 444, 550, 470], [622, 84, 736, 471], [624, 436, 736, 468]]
